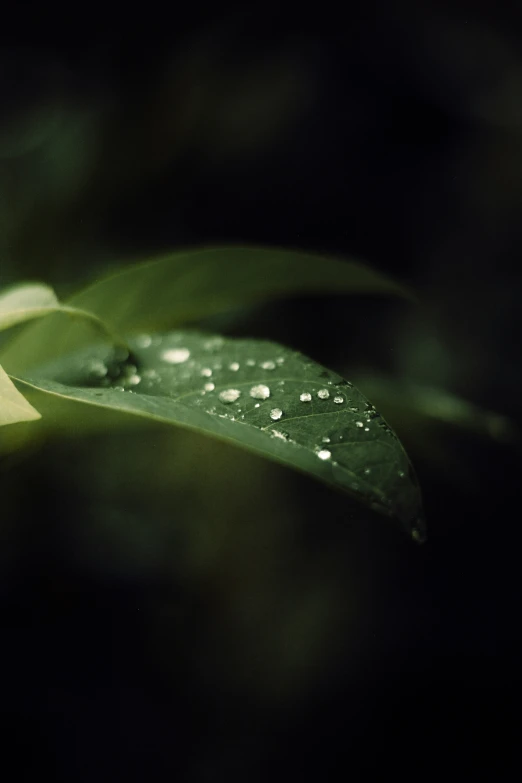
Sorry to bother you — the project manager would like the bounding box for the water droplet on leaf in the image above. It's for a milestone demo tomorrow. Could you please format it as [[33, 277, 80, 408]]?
[[201, 368, 212, 377], [204, 337, 224, 351], [317, 449, 331, 460], [300, 392, 312, 402], [261, 360, 276, 370], [250, 384, 271, 400], [204, 382, 215, 392], [88, 359, 108, 378], [219, 388, 241, 403], [317, 389, 330, 400], [270, 408, 283, 421], [161, 348, 190, 364], [333, 395, 344, 404], [229, 362, 240, 371]]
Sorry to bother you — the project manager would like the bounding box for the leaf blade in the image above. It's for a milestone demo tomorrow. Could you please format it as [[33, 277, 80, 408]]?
[[0, 246, 416, 374], [0, 364, 41, 426], [0, 283, 59, 330], [12, 331, 425, 541]]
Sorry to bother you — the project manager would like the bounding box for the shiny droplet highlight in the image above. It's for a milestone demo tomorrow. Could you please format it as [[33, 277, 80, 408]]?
[[161, 348, 190, 364], [219, 389, 241, 403], [250, 384, 271, 400]]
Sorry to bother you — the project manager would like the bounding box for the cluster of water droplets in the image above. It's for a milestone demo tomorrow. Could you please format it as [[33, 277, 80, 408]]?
[[84, 336, 403, 499]]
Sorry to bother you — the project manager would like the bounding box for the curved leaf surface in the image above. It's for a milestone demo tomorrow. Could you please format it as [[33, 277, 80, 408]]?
[[0, 364, 41, 426], [12, 330, 425, 541], [0, 283, 59, 330], [0, 246, 416, 374]]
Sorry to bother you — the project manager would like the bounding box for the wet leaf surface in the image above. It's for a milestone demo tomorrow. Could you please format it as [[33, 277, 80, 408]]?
[[12, 330, 425, 541]]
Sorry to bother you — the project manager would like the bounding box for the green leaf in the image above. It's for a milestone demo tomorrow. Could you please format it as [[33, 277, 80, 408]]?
[[0, 246, 416, 374], [0, 281, 133, 364], [0, 283, 59, 330], [11, 331, 425, 542], [0, 364, 41, 426]]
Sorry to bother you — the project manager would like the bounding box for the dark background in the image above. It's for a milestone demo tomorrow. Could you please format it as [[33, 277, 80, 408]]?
[[1, 3, 521, 780]]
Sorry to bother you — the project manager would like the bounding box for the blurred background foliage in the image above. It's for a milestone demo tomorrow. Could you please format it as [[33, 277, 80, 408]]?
[[1, 2, 521, 780]]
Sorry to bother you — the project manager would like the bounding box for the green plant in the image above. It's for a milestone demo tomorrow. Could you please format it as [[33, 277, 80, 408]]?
[[0, 245, 425, 542]]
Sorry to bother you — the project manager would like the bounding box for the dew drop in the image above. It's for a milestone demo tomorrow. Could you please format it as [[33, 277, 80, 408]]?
[[398, 470, 406, 478], [322, 436, 331, 443], [300, 392, 312, 402], [270, 408, 283, 421], [125, 374, 141, 387], [317, 389, 330, 400], [364, 427, 370, 432], [271, 429, 289, 441], [250, 384, 271, 400], [276, 357, 285, 365], [229, 362, 240, 371], [333, 395, 344, 404], [143, 369, 158, 380], [201, 368, 212, 378], [254, 403, 260, 408], [356, 421, 364, 428], [364, 467, 371, 475], [114, 386, 125, 392], [204, 382, 215, 392], [261, 360, 276, 370], [349, 406, 359, 413], [88, 359, 108, 378], [317, 449, 331, 461], [219, 388, 241, 403], [135, 334, 152, 349], [204, 337, 224, 351], [246, 359, 256, 367], [161, 348, 190, 364]]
